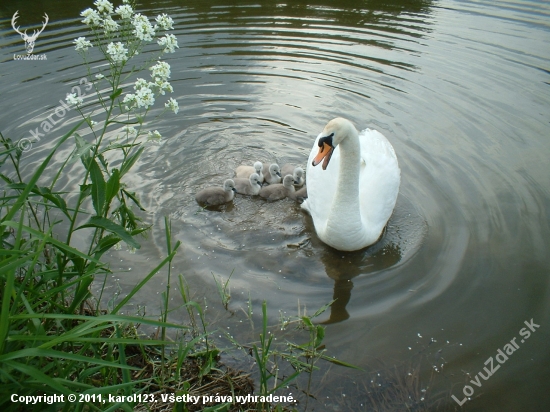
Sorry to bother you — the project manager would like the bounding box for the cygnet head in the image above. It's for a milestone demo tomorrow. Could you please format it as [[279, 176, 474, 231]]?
[[269, 163, 282, 177], [312, 118, 358, 170], [294, 167, 304, 180], [224, 179, 237, 193], [249, 173, 262, 187], [254, 161, 263, 174], [282, 174, 296, 189]]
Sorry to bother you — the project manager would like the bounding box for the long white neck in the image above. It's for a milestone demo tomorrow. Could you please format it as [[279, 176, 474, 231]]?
[[325, 129, 363, 236]]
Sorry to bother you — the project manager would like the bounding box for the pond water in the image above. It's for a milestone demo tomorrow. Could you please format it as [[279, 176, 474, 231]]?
[[1, 0, 549, 410]]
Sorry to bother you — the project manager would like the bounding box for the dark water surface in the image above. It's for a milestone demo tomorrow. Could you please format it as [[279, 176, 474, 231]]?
[[1, 0, 549, 410]]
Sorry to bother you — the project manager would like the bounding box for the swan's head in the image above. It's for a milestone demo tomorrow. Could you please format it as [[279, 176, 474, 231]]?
[[224, 179, 237, 193], [254, 161, 263, 173], [269, 163, 281, 177], [249, 173, 262, 187], [312, 118, 356, 170]]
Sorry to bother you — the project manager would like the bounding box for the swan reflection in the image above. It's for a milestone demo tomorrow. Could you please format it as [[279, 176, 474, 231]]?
[[315, 237, 402, 324]]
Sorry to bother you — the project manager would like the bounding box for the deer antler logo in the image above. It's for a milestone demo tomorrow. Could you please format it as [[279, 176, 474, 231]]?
[[12, 11, 49, 54]]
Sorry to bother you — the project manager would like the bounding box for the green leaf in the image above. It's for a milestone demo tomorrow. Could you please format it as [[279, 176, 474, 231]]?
[[1, 120, 85, 224], [68, 275, 94, 313], [110, 88, 123, 101], [105, 168, 120, 208], [92, 233, 121, 259], [120, 146, 144, 177], [77, 216, 140, 249], [315, 325, 325, 348], [89, 159, 106, 216], [122, 189, 145, 211], [0, 220, 102, 264], [70, 132, 93, 164]]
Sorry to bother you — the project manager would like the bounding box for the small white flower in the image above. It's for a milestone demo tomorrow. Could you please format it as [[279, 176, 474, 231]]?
[[94, 0, 114, 14], [115, 4, 134, 19], [153, 80, 173, 95], [102, 16, 119, 33], [95, 73, 105, 80], [122, 125, 137, 135], [134, 78, 150, 91], [66, 93, 83, 107], [150, 61, 171, 81], [165, 98, 179, 114], [155, 14, 174, 30], [74, 37, 93, 51], [147, 130, 162, 140], [81, 8, 102, 26], [123, 93, 137, 110], [132, 13, 155, 42], [135, 87, 155, 108], [157, 34, 179, 54], [106, 42, 128, 63]]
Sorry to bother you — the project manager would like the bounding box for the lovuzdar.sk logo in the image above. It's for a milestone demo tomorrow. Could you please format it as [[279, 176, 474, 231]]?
[[12, 10, 49, 60]]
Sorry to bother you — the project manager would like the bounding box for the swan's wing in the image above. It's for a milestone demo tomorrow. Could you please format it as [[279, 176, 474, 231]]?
[[301, 132, 340, 230], [358, 128, 401, 235]]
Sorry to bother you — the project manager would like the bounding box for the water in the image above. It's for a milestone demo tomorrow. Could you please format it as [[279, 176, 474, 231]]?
[[1, 0, 549, 410]]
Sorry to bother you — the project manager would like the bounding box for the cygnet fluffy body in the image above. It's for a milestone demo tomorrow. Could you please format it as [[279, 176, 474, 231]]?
[[235, 161, 264, 182], [195, 179, 237, 206], [281, 164, 305, 187], [262, 163, 282, 184], [234, 173, 262, 195], [259, 175, 296, 201]]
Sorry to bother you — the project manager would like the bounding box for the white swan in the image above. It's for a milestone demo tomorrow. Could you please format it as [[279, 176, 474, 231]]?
[[301, 118, 400, 251]]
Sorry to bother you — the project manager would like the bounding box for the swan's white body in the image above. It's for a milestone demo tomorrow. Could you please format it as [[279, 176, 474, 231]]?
[[301, 118, 400, 251]]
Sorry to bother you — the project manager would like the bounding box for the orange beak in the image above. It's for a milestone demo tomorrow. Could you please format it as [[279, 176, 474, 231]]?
[[312, 142, 334, 170]]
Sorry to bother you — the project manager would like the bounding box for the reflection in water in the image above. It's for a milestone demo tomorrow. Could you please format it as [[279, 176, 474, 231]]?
[[319, 241, 402, 324]]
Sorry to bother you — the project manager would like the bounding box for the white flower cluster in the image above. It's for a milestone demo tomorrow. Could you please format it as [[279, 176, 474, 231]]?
[[78, 1, 178, 54], [122, 125, 138, 135], [74, 37, 93, 52], [66, 93, 84, 107], [102, 16, 119, 33], [106, 41, 128, 63], [121, 61, 178, 113], [76, 2, 179, 120], [165, 98, 179, 114], [147, 130, 162, 140], [123, 78, 155, 110], [132, 13, 155, 42], [93, 0, 114, 15], [158, 34, 179, 54], [155, 14, 174, 31], [150, 61, 171, 82], [115, 4, 133, 19], [81, 8, 102, 26]]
